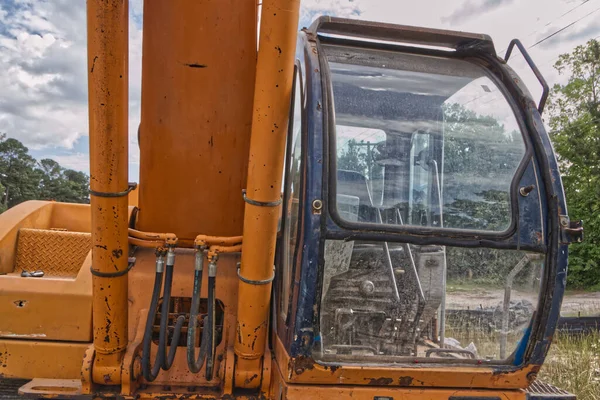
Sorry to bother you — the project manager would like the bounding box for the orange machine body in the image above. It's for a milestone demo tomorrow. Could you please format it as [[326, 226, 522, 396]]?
[[0, 1, 576, 400]]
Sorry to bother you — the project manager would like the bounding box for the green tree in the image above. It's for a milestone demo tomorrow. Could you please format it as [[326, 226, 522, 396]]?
[[0, 135, 90, 212], [0, 134, 41, 208], [38, 158, 90, 204], [548, 39, 600, 288], [0, 181, 6, 214]]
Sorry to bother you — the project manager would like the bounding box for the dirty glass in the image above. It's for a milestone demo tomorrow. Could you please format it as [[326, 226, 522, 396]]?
[[327, 45, 526, 232], [280, 71, 303, 320], [316, 242, 542, 364]]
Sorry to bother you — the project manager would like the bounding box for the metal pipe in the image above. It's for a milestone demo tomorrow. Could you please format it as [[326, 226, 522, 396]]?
[[500, 255, 530, 358], [87, 0, 129, 384], [195, 235, 243, 247], [375, 207, 401, 302], [395, 209, 425, 302], [430, 160, 447, 348], [234, 0, 300, 388], [128, 236, 165, 249], [129, 228, 178, 243]]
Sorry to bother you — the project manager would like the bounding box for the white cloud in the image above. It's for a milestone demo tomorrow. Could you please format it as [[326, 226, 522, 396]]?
[[0, 0, 598, 181], [51, 152, 89, 174]]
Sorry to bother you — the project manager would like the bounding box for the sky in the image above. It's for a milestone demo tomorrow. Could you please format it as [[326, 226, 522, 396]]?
[[0, 0, 599, 181]]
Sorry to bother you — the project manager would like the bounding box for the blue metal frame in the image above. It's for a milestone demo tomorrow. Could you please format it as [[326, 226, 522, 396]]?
[[280, 19, 570, 378]]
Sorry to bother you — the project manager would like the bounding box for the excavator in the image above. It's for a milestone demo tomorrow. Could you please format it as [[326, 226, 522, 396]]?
[[0, 1, 584, 399]]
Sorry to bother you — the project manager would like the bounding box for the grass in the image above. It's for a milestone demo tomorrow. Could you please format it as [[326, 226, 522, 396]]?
[[444, 322, 600, 399], [539, 332, 600, 400]]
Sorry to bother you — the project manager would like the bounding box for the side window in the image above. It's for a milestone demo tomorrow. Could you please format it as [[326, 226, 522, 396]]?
[[280, 70, 303, 321]]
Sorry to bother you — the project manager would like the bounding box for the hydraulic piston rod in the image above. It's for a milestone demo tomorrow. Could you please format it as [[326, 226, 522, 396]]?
[[87, 0, 129, 384], [234, 0, 301, 388]]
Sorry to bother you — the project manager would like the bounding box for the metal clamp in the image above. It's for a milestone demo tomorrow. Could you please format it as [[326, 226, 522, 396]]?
[[91, 257, 136, 277], [237, 263, 275, 285], [242, 189, 282, 207], [90, 182, 138, 198]]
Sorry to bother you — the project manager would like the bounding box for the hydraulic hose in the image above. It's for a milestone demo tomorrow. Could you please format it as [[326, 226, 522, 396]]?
[[160, 247, 185, 370], [204, 271, 216, 380], [187, 250, 216, 380], [142, 248, 185, 382], [142, 254, 165, 382]]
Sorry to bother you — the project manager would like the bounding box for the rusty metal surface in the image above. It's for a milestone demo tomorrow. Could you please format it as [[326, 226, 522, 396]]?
[[0, 340, 89, 380], [124, 248, 240, 388], [270, 360, 528, 400], [87, 0, 131, 385], [136, 0, 257, 240], [234, 0, 301, 389], [17, 379, 82, 399], [311, 16, 497, 55], [273, 335, 537, 389], [15, 229, 91, 277]]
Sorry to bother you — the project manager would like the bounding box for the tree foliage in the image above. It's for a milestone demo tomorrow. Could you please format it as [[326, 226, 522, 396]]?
[[0, 134, 90, 211], [548, 39, 600, 288]]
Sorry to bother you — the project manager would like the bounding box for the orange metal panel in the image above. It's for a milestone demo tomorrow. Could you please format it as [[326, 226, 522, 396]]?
[[0, 252, 92, 342], [48, 203, 91, 233], [0, 201, 53, 274], [273, 335, 537, 390], [0, 340, 89, 379], [270, 364, 527, 400], [137, 0, 257, 240], [0, 202, 92, 274], [125, 248, 240, 387]]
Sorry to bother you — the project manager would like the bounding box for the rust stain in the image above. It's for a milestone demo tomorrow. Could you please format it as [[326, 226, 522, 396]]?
[[398, 376, 413, 386], [367, 377, 393, 385], [183, 63, 207, 68]]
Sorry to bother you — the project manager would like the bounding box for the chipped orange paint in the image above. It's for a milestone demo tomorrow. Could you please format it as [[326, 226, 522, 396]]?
[[86, 0, 130, 385], [273, 335, 537, 390], [271, 362, 528, 400], [235, 0, 301, 389]]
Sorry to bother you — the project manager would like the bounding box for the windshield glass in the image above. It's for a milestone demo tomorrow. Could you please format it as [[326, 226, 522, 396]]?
[[317, 241, 541, 364], [317, 44, 538, 366], [327, 45, 526, 232]]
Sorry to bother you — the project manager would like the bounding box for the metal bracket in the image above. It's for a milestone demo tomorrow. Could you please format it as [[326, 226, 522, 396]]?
[[505, 39, 549, 114], [90, 182, 138, 198], [559, 215, 584, 244], [236, 263, 275, 285], [91, 257, 136, 277], [242, 189, 282, 207]]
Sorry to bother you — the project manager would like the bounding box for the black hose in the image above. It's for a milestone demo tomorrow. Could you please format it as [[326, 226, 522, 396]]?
[[160, 257, 187, 370], [142, 270, 164, 382], [187, 269, 210, 373], [204, 275, 216, 381]]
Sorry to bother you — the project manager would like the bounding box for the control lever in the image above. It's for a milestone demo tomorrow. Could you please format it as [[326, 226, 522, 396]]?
[[21, 269, 44, 277]]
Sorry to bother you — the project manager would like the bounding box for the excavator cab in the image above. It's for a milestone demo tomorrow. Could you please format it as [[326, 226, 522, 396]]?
[[272, 17, 581, 397], [0, 3, 582, 400]]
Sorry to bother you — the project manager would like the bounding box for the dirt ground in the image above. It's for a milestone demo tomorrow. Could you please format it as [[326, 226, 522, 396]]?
[[446, 286, 600, 316]]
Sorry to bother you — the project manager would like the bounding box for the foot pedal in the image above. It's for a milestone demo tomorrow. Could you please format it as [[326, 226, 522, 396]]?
[[18, 379, 81, 398]]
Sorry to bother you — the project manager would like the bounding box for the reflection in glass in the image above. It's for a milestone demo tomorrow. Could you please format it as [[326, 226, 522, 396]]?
[[318, 241, 542, 363], [317, 45, 538, 366], [329, 46, 526, 232]]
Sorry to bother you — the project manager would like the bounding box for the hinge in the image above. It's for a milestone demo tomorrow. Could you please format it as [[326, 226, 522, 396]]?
[[559, 215, 584, 244]]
